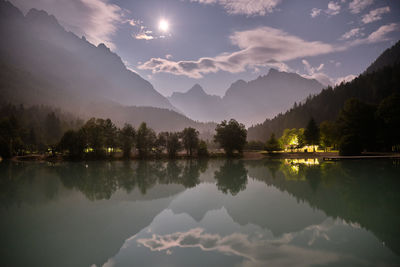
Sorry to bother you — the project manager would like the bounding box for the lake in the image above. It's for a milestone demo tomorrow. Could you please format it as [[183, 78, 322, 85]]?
[[0, 159, 399, 267]]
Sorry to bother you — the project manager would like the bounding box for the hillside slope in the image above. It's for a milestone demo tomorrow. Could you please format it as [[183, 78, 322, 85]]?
[[0, 1, 175, 110], [248, 41, 400, 141]]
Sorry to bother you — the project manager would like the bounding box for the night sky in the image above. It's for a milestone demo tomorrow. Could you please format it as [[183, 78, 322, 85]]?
[[10, 0, 400, 96]]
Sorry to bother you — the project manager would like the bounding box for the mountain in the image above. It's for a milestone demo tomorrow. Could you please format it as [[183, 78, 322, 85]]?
[[247, 41, 400, 141], [0, 1, 174, 110], [0, 1, 218, 135], [365, 40, 400, 74], [169, 69, 324, 125], [223, 69, 324, 125], [168, 84, 227, 122]]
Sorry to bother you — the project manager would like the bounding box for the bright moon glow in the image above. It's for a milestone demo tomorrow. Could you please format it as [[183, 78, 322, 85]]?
[[159, 20, 169, 32]]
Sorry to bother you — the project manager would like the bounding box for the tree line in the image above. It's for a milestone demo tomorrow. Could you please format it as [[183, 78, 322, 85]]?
[[262, 93, 400, 155], [0, 101, 249, 160], [58, 118, 247, 159], [0, 103, 82, 158], [248, 63, 400, 143]]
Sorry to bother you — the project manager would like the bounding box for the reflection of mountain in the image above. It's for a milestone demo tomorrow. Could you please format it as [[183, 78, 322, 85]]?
[[106, 207, 399, 266], [0, 163, 180, 267], [246, 159, 400, 255], [2, 159, 400, 266], [169, 176, 326, 236]]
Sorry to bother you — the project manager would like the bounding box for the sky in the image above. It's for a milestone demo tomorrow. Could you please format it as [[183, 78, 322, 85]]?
[[10, 0, 400, 97]]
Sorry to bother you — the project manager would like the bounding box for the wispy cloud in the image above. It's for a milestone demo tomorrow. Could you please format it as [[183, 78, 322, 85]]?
[[301, 59, 333, 86], [139, 22, 398, 79], [340, 27, 364, 40], [134, 26, 154, 40], [190, 0, 282, 16], [348, 0, 373, 14], [311, 1, 342, 18], [326, 1, 341, 16], [349, 23, 399, 46], [10, 0, 125, 49], [139, 26, 337, 78], [335, 74, 357, 85], [310, 8, 321, 18], [361, 6, 390, 24]]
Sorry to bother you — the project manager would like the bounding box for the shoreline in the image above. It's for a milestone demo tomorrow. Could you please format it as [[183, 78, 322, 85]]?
[[7, 151, 400, 163]]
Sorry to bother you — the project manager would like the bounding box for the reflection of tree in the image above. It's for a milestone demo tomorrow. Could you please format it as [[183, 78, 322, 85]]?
[[55, 160, 208, 199], [304, 166, 321, 192], [214, 160, 248, 195], [263, 160, 282, 178], [249, 159, 400, 256]]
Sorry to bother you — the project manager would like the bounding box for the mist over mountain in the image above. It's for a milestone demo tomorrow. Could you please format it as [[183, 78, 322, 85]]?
[[0, 1, 218, 134], [169, 69, 324, 125], [0, 1, 174, 110], [168, 84, 227, 122]]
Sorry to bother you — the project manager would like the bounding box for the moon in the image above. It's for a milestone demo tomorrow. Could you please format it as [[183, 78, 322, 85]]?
[[159, 19, 169, 32]]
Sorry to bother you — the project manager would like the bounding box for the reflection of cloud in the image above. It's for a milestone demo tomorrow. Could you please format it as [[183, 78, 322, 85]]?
[[137, 227, 340, 266]]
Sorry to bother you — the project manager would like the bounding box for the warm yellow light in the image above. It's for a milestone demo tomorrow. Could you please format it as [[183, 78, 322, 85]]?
[[159, 19, 169, 32]]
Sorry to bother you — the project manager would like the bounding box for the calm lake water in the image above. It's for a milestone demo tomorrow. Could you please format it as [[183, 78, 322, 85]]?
[[0, 159, 399, 267]]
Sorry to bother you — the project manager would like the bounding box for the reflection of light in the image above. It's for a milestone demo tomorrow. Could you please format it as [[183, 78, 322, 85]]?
[[290, 165, 300, 174], [284, 158, 320, 177], [285, 158, 320, 166]]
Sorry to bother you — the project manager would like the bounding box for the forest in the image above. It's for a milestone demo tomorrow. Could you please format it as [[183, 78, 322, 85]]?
[[248, 63, 400, 145], [0, 104, 248, 160]]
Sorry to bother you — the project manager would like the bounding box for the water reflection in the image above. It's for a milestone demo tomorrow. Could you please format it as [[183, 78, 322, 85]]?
[[0, 159, 399, 266], [214, 160, 247, 195]]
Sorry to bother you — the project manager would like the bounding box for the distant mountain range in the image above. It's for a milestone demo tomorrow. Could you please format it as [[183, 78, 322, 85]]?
[[0, 1, 216, 134], [247, 40, 400, 141], [169, 69, 324, 125]]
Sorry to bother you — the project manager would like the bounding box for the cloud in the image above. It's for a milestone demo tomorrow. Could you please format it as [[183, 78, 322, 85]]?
[[311, 2, 341, 18], [335, 74, 357, 85], [10, 0, 125, 49], [134, 27, 154, 40], [340, 27, 364, 40], [166, 54, 173, 59], [139, 26, 337, 78], [349, 23, 399, 46], [326, 1, 341, 16], [301, 59, 334, 86], [348, 0, 373, 14], [190, 0, 282, 16], [310, 8, 322, 18], [361, 6, 390, 24]]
